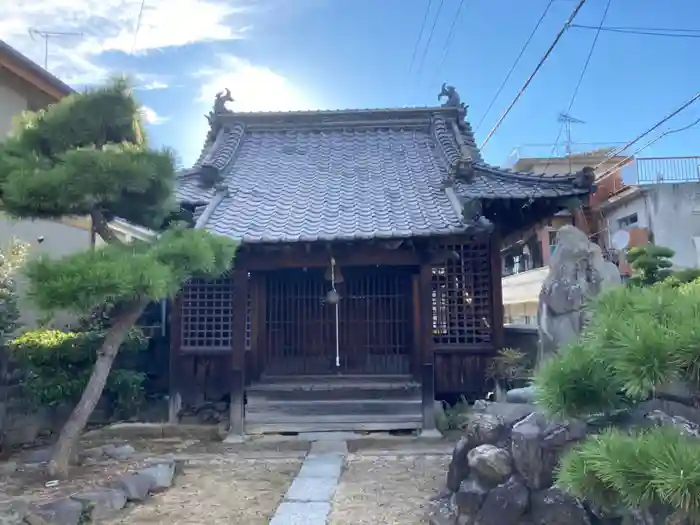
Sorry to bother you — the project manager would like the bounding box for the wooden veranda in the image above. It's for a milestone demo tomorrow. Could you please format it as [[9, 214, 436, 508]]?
[[168, 235, 504, 435]]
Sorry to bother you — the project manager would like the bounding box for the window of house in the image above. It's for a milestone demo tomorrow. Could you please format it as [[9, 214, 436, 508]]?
[[617, 213, 638, 229]]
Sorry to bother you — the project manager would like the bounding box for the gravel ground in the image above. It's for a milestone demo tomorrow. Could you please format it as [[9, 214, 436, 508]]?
[[105, 457, 302, 525], [329, 454, 449, 525]]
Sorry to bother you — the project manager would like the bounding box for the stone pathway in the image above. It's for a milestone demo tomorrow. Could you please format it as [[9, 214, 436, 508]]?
[[270, 440, 348, 525]]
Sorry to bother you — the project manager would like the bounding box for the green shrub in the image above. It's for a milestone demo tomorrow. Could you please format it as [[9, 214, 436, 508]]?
[[10, 328, 148, 415], [557, 427, 700, 518]]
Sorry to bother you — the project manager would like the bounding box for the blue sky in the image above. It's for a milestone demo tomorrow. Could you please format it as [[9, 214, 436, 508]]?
[[2, 0, 699, 168]]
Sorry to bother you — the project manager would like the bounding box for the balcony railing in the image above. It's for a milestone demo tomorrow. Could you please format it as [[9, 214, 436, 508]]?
[[621, 157, 700, 185]]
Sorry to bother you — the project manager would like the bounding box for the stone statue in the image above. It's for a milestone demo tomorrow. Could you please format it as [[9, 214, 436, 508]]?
[[536, 225, 621, 367], [506, 226, 621, 404], [438, 83, 464, 109]]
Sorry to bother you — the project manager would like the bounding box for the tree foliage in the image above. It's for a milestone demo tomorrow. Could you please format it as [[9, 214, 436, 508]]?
[[0, 77, 237, 475], [0, 239, 27, 343], [535, 280, 700, 518], [10, 329, 148, 413], [627, 243, 700, 287]]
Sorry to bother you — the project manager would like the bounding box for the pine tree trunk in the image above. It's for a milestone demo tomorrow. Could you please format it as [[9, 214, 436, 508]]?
[[47, 300, 147, 478]]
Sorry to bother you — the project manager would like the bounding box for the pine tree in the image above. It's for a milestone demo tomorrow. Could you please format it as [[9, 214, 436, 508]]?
[[0, 78, 237, 477]]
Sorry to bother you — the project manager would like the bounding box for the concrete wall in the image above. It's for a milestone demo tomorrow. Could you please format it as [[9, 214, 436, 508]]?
[[605, 182, 700, 269], [0, 214, 91, 327]]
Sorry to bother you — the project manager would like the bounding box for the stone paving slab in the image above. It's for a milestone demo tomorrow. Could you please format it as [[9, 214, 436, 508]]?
[[297, 455, 344, 479], [309, 440, 348, 456], [286, 477, 338, 502], [270, 501, 332, 525]]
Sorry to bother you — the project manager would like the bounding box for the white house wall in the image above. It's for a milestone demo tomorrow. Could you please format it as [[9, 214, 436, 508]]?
[[605, 182, 700, 268], [0, 214, 92, 328], [0, 80, 27, 137]]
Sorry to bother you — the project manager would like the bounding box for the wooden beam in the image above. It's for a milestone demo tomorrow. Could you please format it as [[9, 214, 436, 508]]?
[[418, 261, 438, 434], [168, 296, 183, 424], [490, 232, 505, 350], [241, 245, 422, 270], [227, 266, 249, 439]]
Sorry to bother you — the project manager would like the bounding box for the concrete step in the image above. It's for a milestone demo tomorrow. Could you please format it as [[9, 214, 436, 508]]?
[[246, 399, 422, 418]]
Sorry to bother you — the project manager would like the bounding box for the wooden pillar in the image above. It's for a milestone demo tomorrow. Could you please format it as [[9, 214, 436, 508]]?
[[168, 295, 182, 424], [418, 261, 439, 436], [490, 231, 505, 350], [227, 266, 249, 441]]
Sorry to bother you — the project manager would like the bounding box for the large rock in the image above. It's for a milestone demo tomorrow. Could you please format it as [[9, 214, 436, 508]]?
[[529, 487, 591, 525], [71, 489, 127, 520], [446, 412, 509, 492], [467, 445, 512, 486], [537, 225, 621, 366], [474, 476, 529, 525], [511, 412, 587, 490], [26, 499, 85, 525], [453, 477, 489, 518], [446, 437, 470, 492]]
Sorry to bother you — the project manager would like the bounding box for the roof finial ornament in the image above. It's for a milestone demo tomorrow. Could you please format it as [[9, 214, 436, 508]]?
[[204, 88, 234, 143], [438, 83, 464, 109], [213, 88, 234, 114]]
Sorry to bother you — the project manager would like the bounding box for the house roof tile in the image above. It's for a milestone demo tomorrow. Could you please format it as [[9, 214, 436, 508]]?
[[176, 101, 592, 244]]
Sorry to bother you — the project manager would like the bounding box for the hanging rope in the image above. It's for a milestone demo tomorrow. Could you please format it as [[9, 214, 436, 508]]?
[[330, 258, 340, 368]]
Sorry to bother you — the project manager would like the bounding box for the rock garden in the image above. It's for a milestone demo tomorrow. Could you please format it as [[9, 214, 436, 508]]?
[[427, 243, 700, 525]]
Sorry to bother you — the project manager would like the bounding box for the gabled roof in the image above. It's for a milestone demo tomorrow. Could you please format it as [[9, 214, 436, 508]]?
[[0, 40, 74, 100], [176, 91, 593, 244]]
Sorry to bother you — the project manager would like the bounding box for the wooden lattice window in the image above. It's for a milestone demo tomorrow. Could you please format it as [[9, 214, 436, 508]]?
[[431, 241, 492, 346], [180, 274, 233, 351]]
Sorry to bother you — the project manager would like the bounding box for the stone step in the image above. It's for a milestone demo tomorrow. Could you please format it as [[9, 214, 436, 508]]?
[[246, 399, 422, 418], [245, 413, 422, 435]]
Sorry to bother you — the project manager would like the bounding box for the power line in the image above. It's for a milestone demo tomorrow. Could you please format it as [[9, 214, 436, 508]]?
[[407, 0, 435, 77], [474, 0, 556, 133], [430, 0, 467, 86], [571, 24, 700, 38], [414, 0, 446, 79], [585, 25, 700, 33], [131, 0, 147, 54], [543, 0, 612, 172], [591, 91, 700, 171], [596, 116, 700, 180], [479, 0, 589, 149]]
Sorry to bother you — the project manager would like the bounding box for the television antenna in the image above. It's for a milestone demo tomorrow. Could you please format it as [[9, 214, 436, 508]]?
[[557, 112, 586, 157], [28, 29, 83, 70]]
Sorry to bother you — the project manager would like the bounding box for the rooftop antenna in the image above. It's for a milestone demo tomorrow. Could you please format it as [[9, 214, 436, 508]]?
[[28, 29, 83, 71], [557, 111, 586, 172]]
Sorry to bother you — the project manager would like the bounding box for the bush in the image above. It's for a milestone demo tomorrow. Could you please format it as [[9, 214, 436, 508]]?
[[10, 328, 149, 415], [557, 427, 700, 518], [535, 279, 700, 519]]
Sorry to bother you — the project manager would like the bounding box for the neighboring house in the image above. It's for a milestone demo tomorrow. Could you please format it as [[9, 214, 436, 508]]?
[[605, 156, 700, 272], [0, 40, 90, 327], [501, 149, 628, 324]]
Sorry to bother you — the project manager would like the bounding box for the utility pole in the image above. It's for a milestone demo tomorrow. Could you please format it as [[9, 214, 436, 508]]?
[[28, 29, 83, 70]]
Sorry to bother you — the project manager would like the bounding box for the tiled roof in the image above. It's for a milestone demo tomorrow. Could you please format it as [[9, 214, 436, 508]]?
[[175, 106, 592, 244]]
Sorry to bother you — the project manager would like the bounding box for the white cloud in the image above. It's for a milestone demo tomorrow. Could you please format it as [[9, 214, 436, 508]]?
[[136, 80, 170, 91], [0, 0, 256, 86], [195, 55, 315, 112], [140, 106, 168, 125]]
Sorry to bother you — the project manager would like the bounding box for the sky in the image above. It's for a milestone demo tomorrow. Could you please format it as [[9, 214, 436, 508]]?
[[1, 0, 699, 168]]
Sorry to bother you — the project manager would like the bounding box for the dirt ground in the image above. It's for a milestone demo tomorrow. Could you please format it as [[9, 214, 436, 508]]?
[[329, 453, 449, 525], [104, 457, 302, 525]]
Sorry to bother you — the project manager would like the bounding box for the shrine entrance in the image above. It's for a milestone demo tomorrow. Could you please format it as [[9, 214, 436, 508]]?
[[261, 266, 415, 376]]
